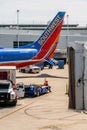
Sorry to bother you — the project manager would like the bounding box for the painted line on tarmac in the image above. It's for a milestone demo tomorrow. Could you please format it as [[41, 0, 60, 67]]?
[[0, 101, 35, 120], [0, 92, 51, 120], [0, 94, 49, 120], [24, 105, 80, 120]]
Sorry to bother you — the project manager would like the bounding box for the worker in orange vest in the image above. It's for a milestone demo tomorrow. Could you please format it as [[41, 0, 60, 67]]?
[[44, 80, 48, 86]]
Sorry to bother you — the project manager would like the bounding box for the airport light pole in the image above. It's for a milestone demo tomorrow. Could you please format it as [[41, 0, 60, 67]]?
[[17, 10, 20, 48], [66, 14, 69, 62], [66, 14, 69, 47]]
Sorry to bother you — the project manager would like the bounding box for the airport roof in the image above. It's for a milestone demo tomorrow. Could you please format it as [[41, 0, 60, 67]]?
[[0, 24, 78, 28], [0, 24, 87, 30], [0, 24, 79, 30]]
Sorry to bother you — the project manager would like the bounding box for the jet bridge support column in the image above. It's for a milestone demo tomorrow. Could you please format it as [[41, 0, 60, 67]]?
[[68, 42, 84, 110]]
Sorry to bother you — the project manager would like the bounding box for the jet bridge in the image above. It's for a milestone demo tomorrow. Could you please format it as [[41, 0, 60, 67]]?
[[68, 41, 87, 110]]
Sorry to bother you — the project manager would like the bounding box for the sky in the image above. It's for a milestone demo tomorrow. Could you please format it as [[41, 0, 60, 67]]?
[[0, 0, 87, 26]]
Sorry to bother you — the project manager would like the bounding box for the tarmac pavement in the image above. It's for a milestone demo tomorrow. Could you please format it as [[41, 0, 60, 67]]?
[[0, 65, 87, 130]]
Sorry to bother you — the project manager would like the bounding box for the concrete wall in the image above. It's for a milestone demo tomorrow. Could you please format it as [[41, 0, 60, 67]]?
[[0, 28, 87, 49]]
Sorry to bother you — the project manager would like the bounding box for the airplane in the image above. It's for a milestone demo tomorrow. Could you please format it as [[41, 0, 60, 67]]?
[[0, 12, 65, 68]]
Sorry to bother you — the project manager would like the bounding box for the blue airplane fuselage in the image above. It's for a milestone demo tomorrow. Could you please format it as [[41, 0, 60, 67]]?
[[0, 48, 38, 62]]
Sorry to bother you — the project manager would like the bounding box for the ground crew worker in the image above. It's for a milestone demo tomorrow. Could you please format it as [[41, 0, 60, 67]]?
[[44, 80, 48, 86]]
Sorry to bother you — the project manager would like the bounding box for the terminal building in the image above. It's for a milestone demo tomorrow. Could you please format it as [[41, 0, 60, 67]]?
[[0, 24, 87, 49]]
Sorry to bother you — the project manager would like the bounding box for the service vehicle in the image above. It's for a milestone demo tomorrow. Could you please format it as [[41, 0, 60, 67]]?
[[19, 65, 41, 73], [25, 84, 51, 97], [15, 82, 25, 98], [43, 61, 53, 69], [35, 62, 44, 70], [25, 65, 41, 73], [0, 80, 17, 106]]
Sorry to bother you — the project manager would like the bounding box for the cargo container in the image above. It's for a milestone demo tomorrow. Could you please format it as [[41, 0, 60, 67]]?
[[58, 60, 64, 69], [0, 66, 16, 84]]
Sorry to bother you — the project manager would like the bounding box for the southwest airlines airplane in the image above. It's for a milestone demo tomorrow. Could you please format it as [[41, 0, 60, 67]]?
[[0, 12, 65, 68]]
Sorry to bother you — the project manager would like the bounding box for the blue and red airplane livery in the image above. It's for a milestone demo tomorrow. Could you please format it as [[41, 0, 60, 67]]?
[[0, 12, 65, 68]]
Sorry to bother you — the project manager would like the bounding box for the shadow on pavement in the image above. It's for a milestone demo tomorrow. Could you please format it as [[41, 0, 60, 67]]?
[[16, 73, 68, 79]]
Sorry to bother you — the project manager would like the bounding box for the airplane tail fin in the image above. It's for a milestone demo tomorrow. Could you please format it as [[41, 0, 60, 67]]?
[[20, 12, 65, 63], [36, 12, 65, 49], [21, 12, 65, 51], [31, 12, 65, 61]]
